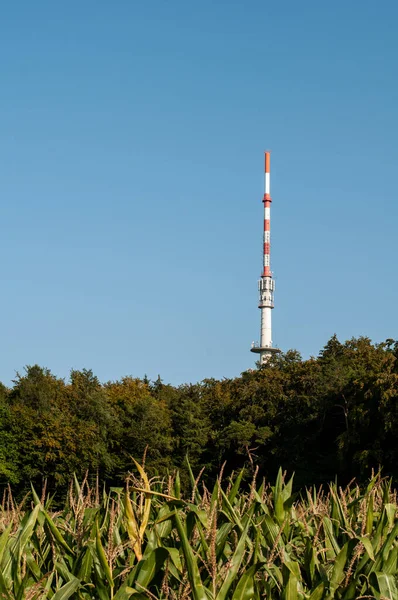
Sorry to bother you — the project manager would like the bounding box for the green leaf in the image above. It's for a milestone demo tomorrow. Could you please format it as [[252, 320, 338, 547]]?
[[220, 488, 244, 532], [284, 559, 301, 580], [90, 576, 111, 600], [374, 571, 398, 600], [124, 486, 141, 560], [359, 536, 374, 561], [308, 582, 324, 600], [231, 564, 261, 600], [383, 546, 398, 575], [174, 511, 208, 600], [322, 516, 341, 558], [52, 577, 81, 600], [113, 583, 135, 600], [135, 547, 168, 590], [18, 503, 40, 553], [77, 547, 93, 582], [368, 521, 398, 576], [273, 468, 285, 524], [228, 469, 245, 504], [4, 503, 41, 590], [328, 540, 353, 597], [95, 521, 114, 589], [384, 503, 396, 529], [262, 514, 283, 551], [185, 456, 202, 503], [24, 547, 42, 581], [165, 547, 183, 573], [0, 569, 12, 600], [43, 509, 74, 555], [216, 522, 233, 560], [0, 523, 12, 564], [365, 493, 374, 535], [30, 485, 41, 506], [217, 511, 253, 600], [174, 471, 181, 499], [118, 590, 148, 600], [282, 573, 298, 600], [187, 503, 209, 529], [303, 541, 318, 586], [282, 473, 294, 503], [73, 473, 82, 498]]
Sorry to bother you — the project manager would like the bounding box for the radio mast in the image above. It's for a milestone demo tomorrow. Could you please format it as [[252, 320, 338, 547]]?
[[251, 151, 279, 364]]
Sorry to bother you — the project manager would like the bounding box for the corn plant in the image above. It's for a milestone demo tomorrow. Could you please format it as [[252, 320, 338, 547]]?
[[0, 463, 397, 599]]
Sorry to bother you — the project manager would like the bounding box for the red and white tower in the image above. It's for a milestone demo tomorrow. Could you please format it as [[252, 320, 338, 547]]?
[[251, 151, 279, 364]]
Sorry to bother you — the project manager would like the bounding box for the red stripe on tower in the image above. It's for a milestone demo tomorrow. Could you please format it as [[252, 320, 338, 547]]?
[[265, 152, 270, 173]]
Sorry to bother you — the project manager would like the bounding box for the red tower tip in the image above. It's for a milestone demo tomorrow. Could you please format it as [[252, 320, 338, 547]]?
[[264, 152, 271, 174]]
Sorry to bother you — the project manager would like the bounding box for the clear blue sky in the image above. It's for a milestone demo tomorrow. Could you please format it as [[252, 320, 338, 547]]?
[[1, 1, 397, 385]]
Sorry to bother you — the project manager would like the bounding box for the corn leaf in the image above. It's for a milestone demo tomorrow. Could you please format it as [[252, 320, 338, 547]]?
[[228, 469, 245, 504], [131, 457, 152, 541], [374, 571, 398, 600], [217, 513, 253, 600], [328, 540, 354, 597], [308, 582, 324, 600], [134, 547, 168, 591], [52, 577, 81, 600], [359, 536, 375, 562], [282, 572, 298, 600], [43, 509, 74, 555], [95, 521, 114, 589], [174, 511, 209, 600], [125, 486, 142, 560], [231, 563, 261, 600]]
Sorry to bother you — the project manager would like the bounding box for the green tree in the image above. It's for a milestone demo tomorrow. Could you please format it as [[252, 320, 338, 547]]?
[[105, 376, 173, 474]]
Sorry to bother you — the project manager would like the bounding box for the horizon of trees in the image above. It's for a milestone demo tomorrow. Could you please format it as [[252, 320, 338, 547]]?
[[1, 334, 398, 496]]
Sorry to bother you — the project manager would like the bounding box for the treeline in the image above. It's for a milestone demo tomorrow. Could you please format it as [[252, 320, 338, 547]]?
[[1, 334, 398, 494]]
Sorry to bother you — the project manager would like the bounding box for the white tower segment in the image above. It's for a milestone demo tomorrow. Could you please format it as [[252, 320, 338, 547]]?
[[251, 151, 279, 365]]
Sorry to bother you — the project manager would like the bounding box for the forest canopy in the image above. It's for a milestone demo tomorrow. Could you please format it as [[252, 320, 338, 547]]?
[[1, 335, 398, 495]]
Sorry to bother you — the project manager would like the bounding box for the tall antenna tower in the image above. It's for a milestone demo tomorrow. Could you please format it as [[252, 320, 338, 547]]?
[[250, 151, 279, 364]]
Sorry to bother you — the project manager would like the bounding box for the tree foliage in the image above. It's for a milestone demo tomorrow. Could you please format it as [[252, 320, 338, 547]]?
[[1, 335, 398, 494]]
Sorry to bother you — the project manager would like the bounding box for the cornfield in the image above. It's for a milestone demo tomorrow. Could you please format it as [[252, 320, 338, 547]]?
[[0, 460, 397, 599]]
